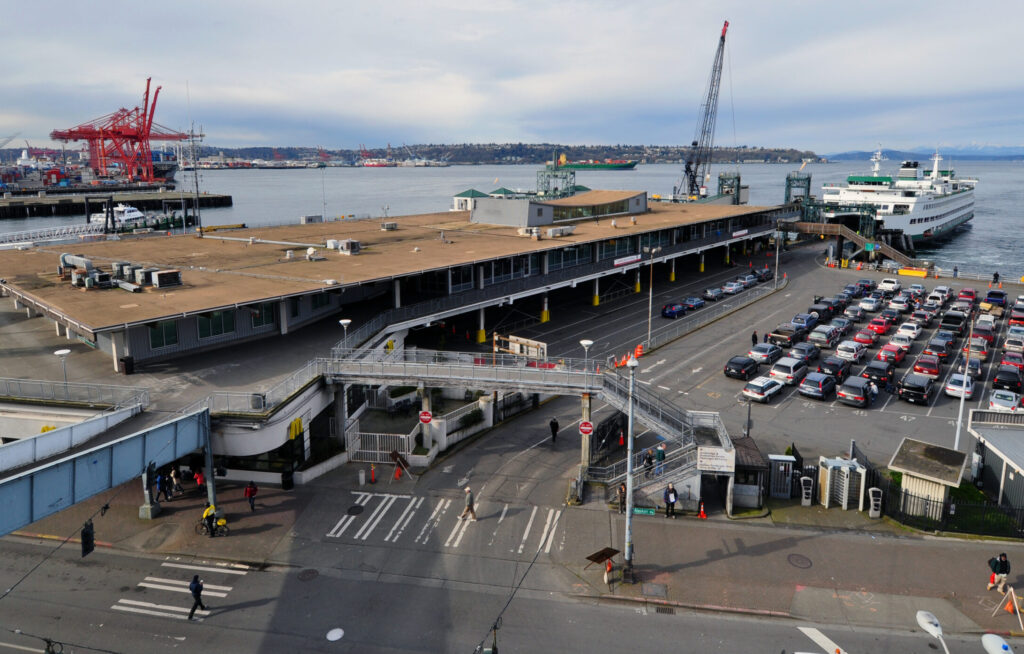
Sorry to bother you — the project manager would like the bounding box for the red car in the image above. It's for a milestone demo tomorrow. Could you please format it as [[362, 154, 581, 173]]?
[[1010, 309, 1024, 327], [867, 317, 892, 335], [973, 326, 996, 345], [876, 343, 906, 364], [913, 354, 942, 379], [853, 328, 878, 345], [1002, 351, 1024, 372], [959, 288, 978, 303]]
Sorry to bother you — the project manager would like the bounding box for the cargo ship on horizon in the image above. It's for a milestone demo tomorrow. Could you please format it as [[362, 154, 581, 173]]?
[[547, 153, 638, 170]]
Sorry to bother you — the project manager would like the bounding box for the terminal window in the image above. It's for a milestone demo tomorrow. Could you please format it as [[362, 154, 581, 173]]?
[[198, 310, 236, 339], [251, 302, 277, 329], [148, 321, 179, 350]]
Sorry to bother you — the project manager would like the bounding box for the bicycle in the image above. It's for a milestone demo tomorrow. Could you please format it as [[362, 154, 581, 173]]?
[[195, 516, 229, 537]]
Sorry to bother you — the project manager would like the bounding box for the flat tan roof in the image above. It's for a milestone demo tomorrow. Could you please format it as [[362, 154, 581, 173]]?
[[0, 200, 772, 333], [540, 190, 642, 206]]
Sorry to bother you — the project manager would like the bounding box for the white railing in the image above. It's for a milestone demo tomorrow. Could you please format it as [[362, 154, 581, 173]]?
[[0, 378, 149, 408]]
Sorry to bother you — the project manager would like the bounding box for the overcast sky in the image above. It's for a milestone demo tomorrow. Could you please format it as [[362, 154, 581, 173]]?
[[3, 0, 1022, 154]]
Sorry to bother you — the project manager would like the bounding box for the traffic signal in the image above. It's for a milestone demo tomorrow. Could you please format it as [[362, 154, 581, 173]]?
[[81, 519, 95, 558]]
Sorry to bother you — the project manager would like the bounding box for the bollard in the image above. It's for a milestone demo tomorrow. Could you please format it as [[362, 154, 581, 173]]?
[[358, 469, 366, 486]]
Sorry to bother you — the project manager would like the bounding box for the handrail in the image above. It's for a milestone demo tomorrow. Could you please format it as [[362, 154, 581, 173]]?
[[0, 377, 149, 409]]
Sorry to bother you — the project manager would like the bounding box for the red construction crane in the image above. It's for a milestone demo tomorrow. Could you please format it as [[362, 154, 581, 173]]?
[[49, 78, 189, 182]]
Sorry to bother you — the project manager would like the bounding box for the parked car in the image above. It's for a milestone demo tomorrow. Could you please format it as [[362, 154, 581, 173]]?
[[843, 284, 864, 299], [859, 296, 881, 312], [956, 357, 983, 380], [799, 372, 836, 400], [770, 357, 809, 385], [830, 317, 853, 336], [897, 373, 934, 405], [661, 303, 686, 319], [1009, 308, 1024, 326], [856, 278, 877, 292], [768, 323, 808, 347], [876, 343, 907, 364], [835, 340, 867, 363], [787, 341, 820, 364], [748, 343, 784, 365], [1004, 336, 1024, 354], [909, 283, 927, 297], [791, 313, 818, 330], [807, 325, 842, 349], [742, 376, 784, 403], [738, 273, 759, 288], [910, 310, 933, 328], [682, 297, 705, 310], [945, 373, 974, 399], [896, 322, 922, 340], [838, 377, 874, 408], [880, 308, 902, 323], [844, 306, 865, 323], [939, 310, 968, 337], [973, 325, 996, 345], [922, 339, 954, 361], [1001, 351, 1024, 372], [992, 365, 1023, 393], [962, 337, 990, 362], [934, 329, 958, 347], [958, 287, 978, 304], [853, 328, 878, 346], [862, 359, 896, 385], [878, 278, 902, 293], [818, 356, 852, 383], [723, 281, 745, 294], [888, 334, 914, 352], [866, 317, 892, 335], [703, 288, 725, 302], [986, 289, 1009, 307], [724, 356, 759, 380], [889, 296, 911, 313], [754, 268, 774, 282], [912, 354, 942, 379], [989, 389, 1023, 412]]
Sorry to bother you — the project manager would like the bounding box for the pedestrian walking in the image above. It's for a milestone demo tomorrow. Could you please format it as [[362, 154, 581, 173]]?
[[989, 553, 1011, 593], [868, 382, 878, 406], [763, 332, 769, 343], [664, 483, 678, 518], [243, 481, 259, 512], [953, 265, 959, 278], [549, 417, 559, 443], [193, 469, 206, 495], [654, 442, 666, 476], [643, 449, 654, 479], [751, 331, 758, 347], [617, 483, 627, 514], [202, 502, 217, 538], [459, 486, 477, 521], [187, 575, 207, 621], [156, 472, 172, 502], [170, 467, 183, 496]]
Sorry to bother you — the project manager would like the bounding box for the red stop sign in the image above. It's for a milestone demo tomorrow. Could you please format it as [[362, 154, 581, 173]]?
[[419, 411, 432, 424], [579, 421, 594, 435]]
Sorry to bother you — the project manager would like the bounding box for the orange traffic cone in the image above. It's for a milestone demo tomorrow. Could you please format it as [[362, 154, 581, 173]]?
[[604, 558, 613, 586], [618, 430, 625, 447], [370, 464, 376, 484], [394, 465, 402, 481], [999, 282, 1003, 289], [698, 501, 707, 520], [1006, 599, 1016, 614], [595, 365, 601, 375]]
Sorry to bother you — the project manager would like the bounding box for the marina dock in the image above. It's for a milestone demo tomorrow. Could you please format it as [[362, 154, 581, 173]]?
[[0, 190, 233, 220]]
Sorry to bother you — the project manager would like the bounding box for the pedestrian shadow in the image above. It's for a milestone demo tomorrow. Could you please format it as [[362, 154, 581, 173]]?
[[226, 523, 282, 536], [656, 533, 822, 574], [205, 596, 277, 615]]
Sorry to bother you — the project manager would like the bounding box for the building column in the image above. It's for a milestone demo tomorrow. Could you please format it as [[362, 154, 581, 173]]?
[[421, 389, 432, 450], [724, 245, 730, 265], [278, 299, 289, 335], [700, 252, 705, 273], [476, 307, 487, 343], [65, 325, 73, 340], [592, 278, 600, 306], [579, 393, 592, 469], [634, 268, 641, 293], [394, 279, 402, 308], [55, 321, 62, 336], [333, 384, 348, 446], [110, 330, 125, 372], [540, 294, 550, 323], [670, 258, 676, 282]]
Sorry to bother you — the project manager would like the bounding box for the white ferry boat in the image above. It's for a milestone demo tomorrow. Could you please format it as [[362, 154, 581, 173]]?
[[89, 204, 148, 226], [820, 150, 976, 243]]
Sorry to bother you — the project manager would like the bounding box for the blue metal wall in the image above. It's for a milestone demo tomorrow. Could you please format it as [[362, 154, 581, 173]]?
[[0, 410, 208, 536]]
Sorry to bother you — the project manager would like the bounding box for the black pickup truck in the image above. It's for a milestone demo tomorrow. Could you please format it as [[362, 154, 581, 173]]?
[[768, 322, 808, 347]]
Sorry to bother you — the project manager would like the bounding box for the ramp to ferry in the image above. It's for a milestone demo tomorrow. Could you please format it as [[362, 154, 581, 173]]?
[[787, 221, 923, 268]]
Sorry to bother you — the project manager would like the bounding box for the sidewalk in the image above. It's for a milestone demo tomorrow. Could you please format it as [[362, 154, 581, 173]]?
[[8, 466, 1023, 637]]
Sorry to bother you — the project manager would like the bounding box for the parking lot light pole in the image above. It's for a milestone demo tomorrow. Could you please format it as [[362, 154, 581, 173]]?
[[580, 339, 593, 386], [624, 356, 639, 583], [643, 246, 662, 348], [54, 348, 71, 399], [954, 320, 974, 451], [338, 318, 352, 351]]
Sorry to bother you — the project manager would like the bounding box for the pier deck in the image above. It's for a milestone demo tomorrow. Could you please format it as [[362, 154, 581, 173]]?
[[0, 191, 233, 220]]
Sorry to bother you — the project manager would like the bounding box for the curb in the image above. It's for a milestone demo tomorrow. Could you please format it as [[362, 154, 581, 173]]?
[[577, 592, 793, 620], [10, 531, 115, 549]]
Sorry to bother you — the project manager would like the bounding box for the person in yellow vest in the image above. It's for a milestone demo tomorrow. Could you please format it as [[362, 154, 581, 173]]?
[[202, 502, 217, 538]]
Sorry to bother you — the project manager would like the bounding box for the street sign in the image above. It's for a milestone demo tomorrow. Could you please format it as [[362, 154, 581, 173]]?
[[579, 420, 594, 436], [633, 507, 656, 516], [419, 411, 432, 424]]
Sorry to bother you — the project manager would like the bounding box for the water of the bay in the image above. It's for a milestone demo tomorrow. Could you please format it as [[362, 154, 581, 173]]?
[[4, 160, 1021, 275]]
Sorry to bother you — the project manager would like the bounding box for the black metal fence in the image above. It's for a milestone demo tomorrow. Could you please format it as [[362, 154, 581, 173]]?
[[878, 480, 1024, 538]]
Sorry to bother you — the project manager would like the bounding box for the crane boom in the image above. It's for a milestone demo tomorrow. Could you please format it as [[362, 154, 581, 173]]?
[[674, 20, 729, 201]]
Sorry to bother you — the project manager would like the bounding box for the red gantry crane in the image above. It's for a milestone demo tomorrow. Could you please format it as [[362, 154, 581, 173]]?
[[49, 77, 189, 182]]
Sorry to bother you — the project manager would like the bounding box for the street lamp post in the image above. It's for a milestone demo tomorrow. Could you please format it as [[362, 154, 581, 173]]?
[[918, 609, 1015, 653], [54, 348, 70, 399], [338, 319, 352, 351], [954, 319, 975, 451], [643, 246, 662, 348], [624, 356, 639, 583], [580, 339, 593, 386], [774, 224, 781, 290]]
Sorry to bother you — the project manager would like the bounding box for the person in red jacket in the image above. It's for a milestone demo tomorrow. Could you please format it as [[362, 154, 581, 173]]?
[[194, 469, 206, 495], [243, 481, 258, 512]]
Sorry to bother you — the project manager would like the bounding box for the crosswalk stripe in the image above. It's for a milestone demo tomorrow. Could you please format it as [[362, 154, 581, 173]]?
[[138, 582, 228, 598], [543, 509, 562, 554], [115, 598, 209, 616], [415, 498, 450, 544], [385, 496, 423, 542], [355, 494, 398, 540], [517, 506, 538, 554], [112, 604, 192, 620], [143, 576, 232, 591], [487, 504, 509, 547], [160, 562, 248, 575], [444, 511, 472, 548], [535, 509, 555, 553], [798, 627, 847, 654], [327, 493, 373, 538]]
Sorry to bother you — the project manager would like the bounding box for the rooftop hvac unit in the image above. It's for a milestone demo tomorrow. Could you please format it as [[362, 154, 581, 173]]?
[[94, 272, 113, 288], [118, 281, 141, 293], [153, 270, 182, 288], [300, 214, 324, 224], [546, 225, 576, 238], [517, 227, 540, 238], [135, 267, 160, 286], [326, 239, 339, 250], [338, 239, 361, 255], [124, 265, 142, 283], [381, 222, 397, 231], [112, 261, 131, 279]]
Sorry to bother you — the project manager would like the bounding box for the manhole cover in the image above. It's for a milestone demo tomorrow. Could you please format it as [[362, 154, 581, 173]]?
[[641, 583, 667, 598], [788, 553, 812, 569], [297, 568, 319, 581], [347, 505, 364, 516]]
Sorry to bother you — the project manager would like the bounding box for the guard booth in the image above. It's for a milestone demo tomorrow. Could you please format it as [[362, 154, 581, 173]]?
[[768, 454, 796, 499]]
